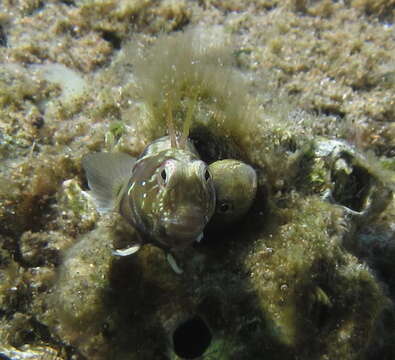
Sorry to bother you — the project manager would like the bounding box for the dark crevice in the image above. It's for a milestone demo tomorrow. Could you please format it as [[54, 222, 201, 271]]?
[[0, 25, 7, 47], [172, 17, 190, 32], [32, 116, 45, 129], [351, 82, 376, 92], [373, 145, 395, 158], [190, 125, 245, 164], [30, 317, 53, 343], [60, 0, 76, 6], [313, 106, 346, 119], [331, 157, 372, 212], [101, 30, 122, 50], [173, 316, 211, 359], [261, 3, 277, 11]]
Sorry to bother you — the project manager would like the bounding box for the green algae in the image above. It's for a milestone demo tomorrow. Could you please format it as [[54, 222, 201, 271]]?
[[129, 28, 255, 150], [381, 158, 395, 173], [109, 121, 126, 140]]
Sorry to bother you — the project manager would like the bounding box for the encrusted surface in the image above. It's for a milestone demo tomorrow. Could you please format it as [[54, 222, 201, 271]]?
[[0, 1, 394, 359]]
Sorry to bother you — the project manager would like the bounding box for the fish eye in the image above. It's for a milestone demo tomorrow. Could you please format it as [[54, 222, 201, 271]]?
[[157, 160, 176, 187], [218, 201, 232, 213]]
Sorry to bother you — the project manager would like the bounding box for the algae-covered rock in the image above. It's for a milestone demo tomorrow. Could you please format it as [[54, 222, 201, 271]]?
[[298, 138, 393, 223], [245, 197, 387, 358], [1, 1, 395, 359], [50, 224, 114, 336], [56, 178, 99, 235], [49, 218, 187, 358]]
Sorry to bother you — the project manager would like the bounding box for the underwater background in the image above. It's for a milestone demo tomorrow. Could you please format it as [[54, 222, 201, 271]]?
[[0, 0, 394, 359]]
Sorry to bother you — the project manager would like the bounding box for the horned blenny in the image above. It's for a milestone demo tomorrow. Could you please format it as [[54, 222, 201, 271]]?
[[208, 159, 257, 226]]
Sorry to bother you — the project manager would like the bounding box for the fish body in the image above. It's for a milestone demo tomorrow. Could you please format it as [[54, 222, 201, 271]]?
[[82, 136, 216, 252]]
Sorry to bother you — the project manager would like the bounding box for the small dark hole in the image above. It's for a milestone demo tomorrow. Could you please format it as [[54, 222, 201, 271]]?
[[173, 316, 211, 359], [30, 318, 52, 342], [101, 30, 122, 50], [0, 25, 7, 47], [32, 116, 45, 129], [320, 106, 345, 119], [60, 0, 76, 5], [20, 329, 36, 343], [332, 162, 371, 212]]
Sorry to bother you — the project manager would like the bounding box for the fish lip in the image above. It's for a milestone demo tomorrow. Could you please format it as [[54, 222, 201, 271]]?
[[164, 225, 203, 240], [161, 215, 206, 240]]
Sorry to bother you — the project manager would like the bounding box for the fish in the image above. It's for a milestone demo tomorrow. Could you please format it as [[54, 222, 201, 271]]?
[[82, 135, 216, 272], [208, 159, 257, 226]]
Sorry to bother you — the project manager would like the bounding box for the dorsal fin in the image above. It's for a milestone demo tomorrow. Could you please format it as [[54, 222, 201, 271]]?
[[82, 152, 136, 213]]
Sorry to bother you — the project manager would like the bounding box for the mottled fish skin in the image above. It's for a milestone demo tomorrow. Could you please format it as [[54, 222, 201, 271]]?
[[83, 136, 216, 252], [119, 137, 216, 250], [208, 159, 257, 226]]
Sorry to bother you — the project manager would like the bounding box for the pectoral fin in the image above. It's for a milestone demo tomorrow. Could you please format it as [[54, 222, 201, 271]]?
[[112, 244, 141, 256], [196, 232, 203, 243], [166, 253, 183, 274], [82, 152, 136, 213]]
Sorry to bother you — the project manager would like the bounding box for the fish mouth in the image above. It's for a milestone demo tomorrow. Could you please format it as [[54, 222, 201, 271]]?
[[161, 214, 208, 240]]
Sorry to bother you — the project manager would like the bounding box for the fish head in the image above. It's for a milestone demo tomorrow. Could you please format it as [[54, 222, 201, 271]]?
[[123, 150, 216, 250], [208, 159, 257, 226]]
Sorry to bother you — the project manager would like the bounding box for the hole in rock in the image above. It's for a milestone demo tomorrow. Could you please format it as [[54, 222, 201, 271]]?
[[173, 316, 211, 359], [332, 161, 371, 212], [101, 30, 122, 50], [60, 0, 76, 5]]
